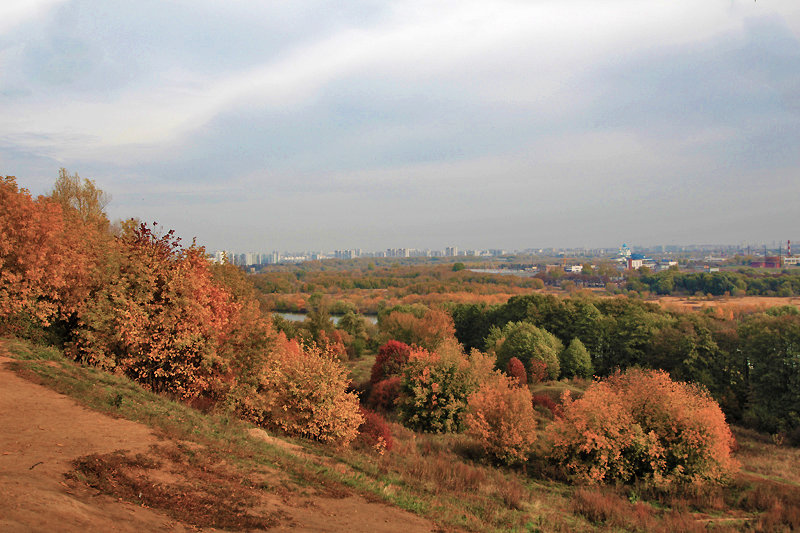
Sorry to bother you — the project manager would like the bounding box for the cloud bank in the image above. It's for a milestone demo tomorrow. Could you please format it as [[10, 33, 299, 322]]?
[[1, 0, 799, 250]]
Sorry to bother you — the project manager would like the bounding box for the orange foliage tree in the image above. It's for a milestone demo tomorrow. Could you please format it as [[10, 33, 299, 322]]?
[[0, 176, 96, 334], [70, 223, 235, 400], [546, 369, 738, 486], [379, 307, 456, 351], [466, 372, 538, 465], [209, 262, 277, 401]]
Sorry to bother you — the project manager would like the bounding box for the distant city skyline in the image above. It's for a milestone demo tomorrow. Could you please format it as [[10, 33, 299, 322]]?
[[2, 1, 799, 252], [212, 240, 800, 267]]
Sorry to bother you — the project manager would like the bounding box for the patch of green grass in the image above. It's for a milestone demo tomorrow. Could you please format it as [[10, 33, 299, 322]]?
[[343, 352, 376, 384], [529, 378, 588, 401], [2, 336, 63, 361]]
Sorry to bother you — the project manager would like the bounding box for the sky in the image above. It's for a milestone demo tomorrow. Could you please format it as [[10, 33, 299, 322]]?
[[1, 0, 799, 252]]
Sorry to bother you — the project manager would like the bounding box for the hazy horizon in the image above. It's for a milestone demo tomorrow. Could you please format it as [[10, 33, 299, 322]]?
[[2, 1, 799, 251]]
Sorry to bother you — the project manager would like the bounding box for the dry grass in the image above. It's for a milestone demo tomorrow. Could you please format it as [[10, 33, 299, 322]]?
[[734, 427, 800, 486], [381, 433, 487, 494], [570, 486, 732, 533], [362, 428, 577, 532], [653, 295, 800, 316]]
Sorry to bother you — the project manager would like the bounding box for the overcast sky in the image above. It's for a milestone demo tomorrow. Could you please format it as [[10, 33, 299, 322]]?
[[1, 1, 799, 252]]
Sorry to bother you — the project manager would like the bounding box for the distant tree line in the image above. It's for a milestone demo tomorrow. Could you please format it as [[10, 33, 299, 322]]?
[[449, 293, 800, 442], [628, 268, 800, 297]]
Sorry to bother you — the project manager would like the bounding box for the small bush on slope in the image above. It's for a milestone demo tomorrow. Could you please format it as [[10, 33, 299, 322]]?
[[368, 376, 402, 412], [238, 336, 363, 446], [465, 372, 537, 465], [547, 368, 737, 486], [355, 408, 394, 454]]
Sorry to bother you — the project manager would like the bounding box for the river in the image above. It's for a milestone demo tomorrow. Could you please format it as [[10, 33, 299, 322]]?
[[274, 312, 378, 325]]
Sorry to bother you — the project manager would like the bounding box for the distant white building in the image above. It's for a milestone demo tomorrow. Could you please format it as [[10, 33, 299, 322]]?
[[655, 260, 678, 271], [627, 254, 647, 270], [209, 250, 231, 264]]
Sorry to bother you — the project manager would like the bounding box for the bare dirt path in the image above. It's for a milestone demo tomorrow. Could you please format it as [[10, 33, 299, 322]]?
[[0, 354, 186, 532], [0, 345, 436, 532]]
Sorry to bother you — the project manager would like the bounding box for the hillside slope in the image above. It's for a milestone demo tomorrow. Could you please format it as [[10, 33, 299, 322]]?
[[0, 344, 435, 532]]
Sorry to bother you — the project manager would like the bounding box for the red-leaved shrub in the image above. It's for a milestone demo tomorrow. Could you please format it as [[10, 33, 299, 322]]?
[[370, 340, 412, 384], [529, 359, 548, 384], [355, 408, 394, 454], [369, 376, 402, 411], [506, 357, 527, 386], [531, 394, 563, 418]]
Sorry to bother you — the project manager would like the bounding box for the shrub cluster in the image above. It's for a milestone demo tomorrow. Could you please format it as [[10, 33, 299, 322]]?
[[547, 369, 738, 485], [70, 223, 234, 400], [2, 174, 364, 447]]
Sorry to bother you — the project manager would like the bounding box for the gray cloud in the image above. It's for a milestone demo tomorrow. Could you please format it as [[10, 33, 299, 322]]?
[[2, 1, 799, 251]]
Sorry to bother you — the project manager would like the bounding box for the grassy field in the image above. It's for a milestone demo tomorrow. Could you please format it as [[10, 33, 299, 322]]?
[[4, 337, 800, 532]]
